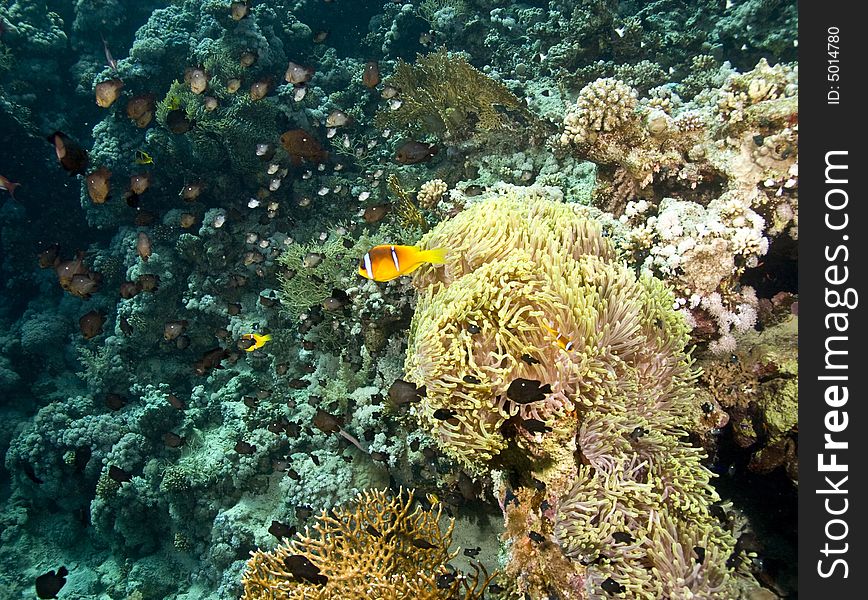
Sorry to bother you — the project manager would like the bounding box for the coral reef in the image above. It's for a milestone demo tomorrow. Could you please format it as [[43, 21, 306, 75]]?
[[241, 488, 491, 599], [0, 1, 797, 598], [560, 59, 797, 347]]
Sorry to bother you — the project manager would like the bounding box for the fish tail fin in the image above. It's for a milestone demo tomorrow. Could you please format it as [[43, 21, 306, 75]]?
[[419, 247, 447, 265], [259, 333, 272, 343]]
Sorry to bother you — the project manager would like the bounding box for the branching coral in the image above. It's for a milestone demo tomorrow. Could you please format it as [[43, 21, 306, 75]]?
[[241, 488, 491, 600], [277, 229, 388, 321], [375, 48, 534, 141], [561, 78, 638, 145], [561, 60, 798, 347]]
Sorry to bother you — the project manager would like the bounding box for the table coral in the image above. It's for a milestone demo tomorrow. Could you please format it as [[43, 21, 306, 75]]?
[[241, 488, 490, 600]]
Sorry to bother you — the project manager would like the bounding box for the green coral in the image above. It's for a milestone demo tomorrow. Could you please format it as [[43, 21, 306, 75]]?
[[375, 48, 534, 141], [277, 231, 385, 321]]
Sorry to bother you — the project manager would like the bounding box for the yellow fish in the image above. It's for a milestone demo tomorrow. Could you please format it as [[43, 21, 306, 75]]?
[[541, 322, 574, 351], [134, 150, 153, 165], [358, 244, 446, 282], [242, 332, 272, 352]]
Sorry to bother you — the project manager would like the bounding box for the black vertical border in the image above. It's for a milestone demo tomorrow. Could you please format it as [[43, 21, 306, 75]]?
[[799, 2, 865, 596]]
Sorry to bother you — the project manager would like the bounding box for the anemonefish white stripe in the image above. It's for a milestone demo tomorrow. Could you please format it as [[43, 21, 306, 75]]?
[[363, 252, 374, 279], [390, 245, 400, 271]]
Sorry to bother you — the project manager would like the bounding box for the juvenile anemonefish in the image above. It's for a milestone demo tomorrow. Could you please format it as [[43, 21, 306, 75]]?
[[358, 245, 447, 282], [242, 332, 272, 352], [541, 322, 574, 351]]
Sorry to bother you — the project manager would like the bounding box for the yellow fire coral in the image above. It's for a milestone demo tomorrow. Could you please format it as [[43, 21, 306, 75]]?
[[375, 48, 533, 141], [241, 488, 491, 600]]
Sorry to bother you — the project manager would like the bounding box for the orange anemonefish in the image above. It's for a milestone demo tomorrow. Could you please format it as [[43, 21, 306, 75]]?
[[242, 332, 272, 352], [358, 245, 447, 282], [541, 322, 574, 351]]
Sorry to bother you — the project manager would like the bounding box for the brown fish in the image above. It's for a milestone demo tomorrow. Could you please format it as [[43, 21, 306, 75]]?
[[249, 77, 272, 101], [325, 109, 351, 128], [179, 212, 197, 228], [129, 173, 150, 195], [194, 347, 228, 375], [163, 432, 185, 448], [230, 1, 249, 20], [37, 243, 61, 269], [95, 79, 123, 107], [105, 393, 126, 411], [185, 67, 209, 94], [381, 85, 399, 99], [284, 61, 314, 85], [362, 61, 380, 88], [166, 109, 193, 134], [136, 232, 152, 262], [0, 174, 19, 200], [280, 129, 328, 165], [86, 167, 112, 203], [388, 379, 425, 406], [134, 210, 157, 227], [126, 94, 156, 127], [268, 520, 296, 539], [55, 252, 88, 287], [108, 465, 132, 483], [163, 320, 188, 341], [226, 78, 242, 94], [235, 440, 256, 454], [119, 316, 133, 336], [136, 273, 160, 292], [239, 50, 258, 68], [283, 555, 327, 585], [180, 181, 204, 201], [395, 141, 438, 164], [46, 131, 89, 175], [313, 30, 329, 43], [313, 409, 341, 433], [362, 203, 390, 223], [67, 272, 101, 299], [79, 310, 104, 339]]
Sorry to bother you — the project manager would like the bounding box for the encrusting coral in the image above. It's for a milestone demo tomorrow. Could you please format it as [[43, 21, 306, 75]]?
[[403, 185, 760, 598], [241, 488, 491, 600]]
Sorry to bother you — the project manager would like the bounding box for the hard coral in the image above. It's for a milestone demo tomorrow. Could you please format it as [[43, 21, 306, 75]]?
[[241, 488, 490, 600], [375, 48, 533, 141], [561, 77, 639, 145]]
